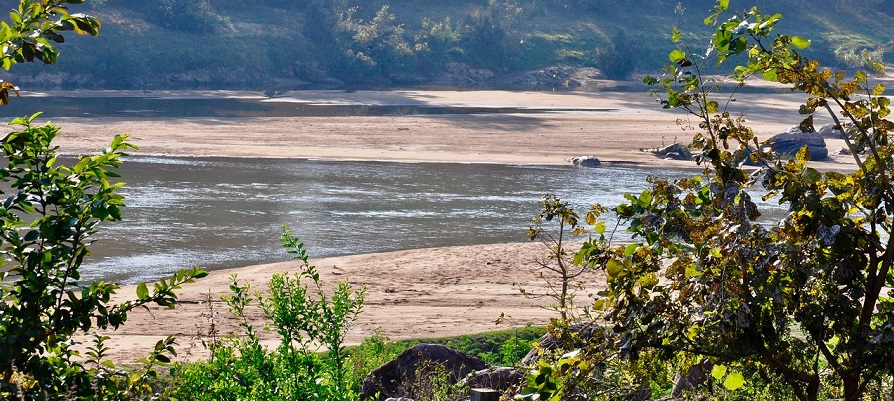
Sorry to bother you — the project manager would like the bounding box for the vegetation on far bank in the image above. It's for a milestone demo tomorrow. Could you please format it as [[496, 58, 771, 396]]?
[[6, 0, 894, 90]]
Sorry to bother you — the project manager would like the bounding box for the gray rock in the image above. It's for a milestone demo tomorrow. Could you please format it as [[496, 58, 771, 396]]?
[[464, 367, 525, 393], [767, 126, 828, 160], [361, 344, 489, 401], [653, 143, 692, 160], [568, 155, 601, 167], [521, 322, 610, 365], [817, 123, 853, 139]]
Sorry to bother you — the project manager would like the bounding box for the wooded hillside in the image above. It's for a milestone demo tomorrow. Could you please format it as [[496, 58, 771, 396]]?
[[6, 0, 894, 90]]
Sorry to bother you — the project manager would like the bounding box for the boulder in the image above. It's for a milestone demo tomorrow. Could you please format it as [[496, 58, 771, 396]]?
[[521, 322, 610, 365], [464, 367, 525, 393], [568, 156, 601, 167], [652, 143, 692, 161], [767, 126, 828, 161], [435, 63, 494, 86], [817, 123, 855, 139], [510, 66, 582, 89], [361, 344, 489, 401]]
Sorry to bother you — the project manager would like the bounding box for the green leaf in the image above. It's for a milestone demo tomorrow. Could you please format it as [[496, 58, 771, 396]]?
[[137, 282, 148, 299], [669, 49, 686, 63], [723, 371, 745, 391], [624, 243, 639, 257], [606, 259, 625, 278], [711, 364, 728, 380], [872, 84, 886, 96], [718, 0, 729, 11], [796, 146, 811, 163], [672, 27, 682, 43], [791, 36, 811, 49]]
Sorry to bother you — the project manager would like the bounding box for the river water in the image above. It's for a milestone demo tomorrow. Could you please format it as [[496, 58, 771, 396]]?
[[79, 157, 789, 284], [83, 157, 678, 283]]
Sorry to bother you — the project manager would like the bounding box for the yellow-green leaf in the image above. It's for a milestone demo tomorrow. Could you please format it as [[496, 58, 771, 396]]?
[[606, 259, 625, 278], [723, 371, 745, 391], [872, 84, 886, 96], [796, 146, 810, 164], [672, 27, 682, 43], [711, 364, 728, 380], [669, 49, 686, 63], [137, 282, 148, 299], [791, 36, 810, 49]]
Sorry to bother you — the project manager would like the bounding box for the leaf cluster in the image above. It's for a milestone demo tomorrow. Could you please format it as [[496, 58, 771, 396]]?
[[0, 113, 207, 399], [171, 228, 366, 401]]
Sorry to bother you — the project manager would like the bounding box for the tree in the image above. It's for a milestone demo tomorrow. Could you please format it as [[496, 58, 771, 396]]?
[[0, 1, 207, 398], [0, 0, 100, 104], [575, 1, 894, 400]]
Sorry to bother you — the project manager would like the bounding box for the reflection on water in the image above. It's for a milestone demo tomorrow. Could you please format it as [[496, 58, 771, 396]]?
[[81, 157, 788, 284]]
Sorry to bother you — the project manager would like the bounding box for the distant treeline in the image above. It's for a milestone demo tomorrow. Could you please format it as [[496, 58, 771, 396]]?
[[7, 0, 894, 89]]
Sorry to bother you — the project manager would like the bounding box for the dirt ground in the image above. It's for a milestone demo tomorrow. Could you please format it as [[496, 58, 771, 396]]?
[[40, 88, 857, 364]]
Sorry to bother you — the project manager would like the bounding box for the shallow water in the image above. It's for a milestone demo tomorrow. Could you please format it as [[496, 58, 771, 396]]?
[[80, 157, 788, 284]]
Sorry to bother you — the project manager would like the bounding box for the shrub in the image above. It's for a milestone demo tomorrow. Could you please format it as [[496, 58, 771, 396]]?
[[169, 227, 365, 401]]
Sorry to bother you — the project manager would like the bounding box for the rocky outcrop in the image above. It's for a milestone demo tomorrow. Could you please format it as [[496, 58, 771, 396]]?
[[568, 155, 601, 167], [361, 344, 489, 401], [521, 322, 610, 365], [508, 66, 603, 89], [433, 63, 495, 86], [652, 143, 691, 161], [464, 367, 525, 394], [767, 126, 829, 161]]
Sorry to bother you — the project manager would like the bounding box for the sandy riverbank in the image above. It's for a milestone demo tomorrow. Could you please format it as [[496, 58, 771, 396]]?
[[44, 88, 854, 363]]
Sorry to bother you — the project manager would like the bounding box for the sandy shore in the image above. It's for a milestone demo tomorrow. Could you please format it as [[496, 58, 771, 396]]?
[[44, 88, 855, 364]]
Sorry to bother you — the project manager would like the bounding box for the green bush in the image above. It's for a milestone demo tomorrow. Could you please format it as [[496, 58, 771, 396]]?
[[0, 3, 206, 399], [168, 228, 365, 401]]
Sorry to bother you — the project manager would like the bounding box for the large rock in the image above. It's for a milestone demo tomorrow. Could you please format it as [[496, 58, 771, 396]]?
[[361, 344, 489, 401], [510, 66, 582, 89], [521, 322, 610, 365], [767, 126, 828, 161], [652, 143, 692, 161], [434, 63, 494, 86], [568, 155, 601, 167], [817, 123, 847, 139], [464, 367, 525, 393]]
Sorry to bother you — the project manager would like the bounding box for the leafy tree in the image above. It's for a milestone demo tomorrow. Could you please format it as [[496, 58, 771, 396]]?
[[146, 0, 228, 33], [0, 1, 207, 398], [574, 1, 894, 400]]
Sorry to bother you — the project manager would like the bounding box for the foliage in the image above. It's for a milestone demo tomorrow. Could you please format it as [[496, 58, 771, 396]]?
[[169, 228, 366, 401], [0, 0, 100, 103], [407, 361, 467, 401], [0, 112, 207, 399], [139, 0, 229, 33], [523, 195, 607, 325], [0, 2, 206, 398], [4, 0, 894, 89], [531, 1, 894, 400]]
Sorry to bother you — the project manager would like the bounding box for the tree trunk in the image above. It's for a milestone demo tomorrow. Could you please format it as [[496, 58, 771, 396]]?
[[842, 372, 861, 401]]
